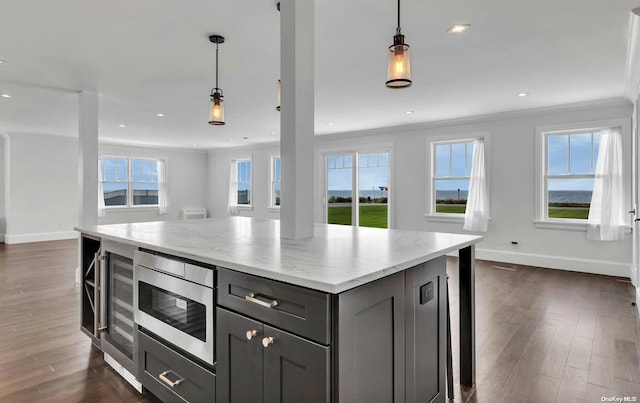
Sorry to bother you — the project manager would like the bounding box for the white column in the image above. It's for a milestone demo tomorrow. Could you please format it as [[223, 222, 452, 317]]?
[[279, 0, 315, 239], [78, 91, 99, 227], [77, 91, 99, 283]]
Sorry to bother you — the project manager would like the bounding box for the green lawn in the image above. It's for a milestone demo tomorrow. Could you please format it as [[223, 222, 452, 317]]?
[[436, 205, 466, 214], [328, 205, 388, 228], [329, 204, 589, 225], [548, 208, 589, 219]]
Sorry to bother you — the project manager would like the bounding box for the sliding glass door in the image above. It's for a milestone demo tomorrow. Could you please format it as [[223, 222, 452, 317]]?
[[325, 151, 390, 229]]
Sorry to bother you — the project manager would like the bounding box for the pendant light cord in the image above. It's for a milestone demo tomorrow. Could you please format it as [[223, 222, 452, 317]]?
[[396, 0, 401, 34], [215, 43, 219, 90]]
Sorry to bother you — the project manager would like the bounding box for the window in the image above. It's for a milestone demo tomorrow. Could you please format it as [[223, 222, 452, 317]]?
[[235, 159, 252, 206], [325, 150, 390, 228], [432, 140, 474, 214], [270, 156, 281, 208], [100, 156, 160, 207], [544, 131, 600, 220]]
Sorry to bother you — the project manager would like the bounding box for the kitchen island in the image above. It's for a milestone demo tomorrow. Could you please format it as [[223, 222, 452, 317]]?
[[77, 217, 482, 403]]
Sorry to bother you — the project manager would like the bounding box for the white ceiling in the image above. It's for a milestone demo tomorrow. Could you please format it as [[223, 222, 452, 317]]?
[[0, 0, 636, 149]]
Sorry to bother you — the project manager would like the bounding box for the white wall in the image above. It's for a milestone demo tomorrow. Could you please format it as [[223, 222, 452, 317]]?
[[98, 143, 209, 224], [2, 134, 209, 243], [207, 98, 633, 278], [5, 133, 79, 243]]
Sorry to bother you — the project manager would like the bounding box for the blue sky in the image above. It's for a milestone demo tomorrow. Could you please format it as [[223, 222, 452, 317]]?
[[101, 157, 159, 191], [547, 133, 599, 191], [327, 153, 389, 193]]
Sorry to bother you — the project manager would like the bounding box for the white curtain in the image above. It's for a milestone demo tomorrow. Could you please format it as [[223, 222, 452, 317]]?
[[587, 128, 625, 241], [463, 139, 490, 232], [157, 160, 169, 215], [97, 159, 106, 218], [227, 161, 239, 215]]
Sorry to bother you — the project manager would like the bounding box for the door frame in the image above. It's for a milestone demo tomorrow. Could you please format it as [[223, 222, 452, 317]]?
[[321, 145, 394, 229]]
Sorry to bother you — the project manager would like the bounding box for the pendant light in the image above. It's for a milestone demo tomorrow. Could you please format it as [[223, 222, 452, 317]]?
[[386, 0, 411, 88], [209, 34, 225, 125]]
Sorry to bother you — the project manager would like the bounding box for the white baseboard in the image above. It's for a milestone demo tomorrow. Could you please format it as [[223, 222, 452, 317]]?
[[636, 287, 640, 316], [4, 231, 79, 244], [475, 248, 629, 278]]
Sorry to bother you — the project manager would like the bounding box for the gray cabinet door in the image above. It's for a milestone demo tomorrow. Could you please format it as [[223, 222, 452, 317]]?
[[263, 325, 330, 403], [405, 257, 446, 403], [337, 272, 405, 403], [216, 308, 264, 403]]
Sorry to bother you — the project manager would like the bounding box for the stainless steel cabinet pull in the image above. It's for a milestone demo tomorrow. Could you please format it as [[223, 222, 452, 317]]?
[[246, 329, 258, 340], [159, 370, 184, 388], [245, 292, 278, 308], [262, 336, 275, 348]]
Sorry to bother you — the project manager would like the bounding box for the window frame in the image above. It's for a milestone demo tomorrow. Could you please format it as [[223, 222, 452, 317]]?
[[269, 155, 281, 210], [318, 143, 394, 229], [99, 155, 162, 210], [425, 133, 489, 224], [542, 130, 599, 223], [534, 118, 632, 231], [232, 157, 253, 209]]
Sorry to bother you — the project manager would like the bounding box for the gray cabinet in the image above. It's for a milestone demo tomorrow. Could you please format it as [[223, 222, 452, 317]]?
[[263, 324, 330, 402], [336, 271, 406, 403], [217, 307, 329, 403], [216, 308, 263, 402], [217, 259, 446, 403], [405, 256, 446, 403], [139, 331, 216, 403]]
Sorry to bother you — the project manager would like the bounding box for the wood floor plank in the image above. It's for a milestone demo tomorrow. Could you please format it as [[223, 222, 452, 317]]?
[[0, 240, 159, 403], [566, 336, 593, 370], [588, 353, 616, 389], [614, 339, 640, 383], [555, 366, 589, 402]]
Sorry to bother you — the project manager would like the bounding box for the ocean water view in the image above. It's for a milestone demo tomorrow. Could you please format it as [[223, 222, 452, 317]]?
[[329, 190, 593, 203], [328, 189, 389, 199], [435, 190, 592, 203]]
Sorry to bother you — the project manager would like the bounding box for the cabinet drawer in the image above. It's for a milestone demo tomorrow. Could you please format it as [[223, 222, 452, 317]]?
[[218, 268, 331, 345], [139, 331, 215, 403]]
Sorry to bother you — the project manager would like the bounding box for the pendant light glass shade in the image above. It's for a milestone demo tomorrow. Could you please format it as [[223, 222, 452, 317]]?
[[386, 0, 412, 89], [208, 34, 226, 125], [209, 90, 225, 125], [386, 34, 411, 88]]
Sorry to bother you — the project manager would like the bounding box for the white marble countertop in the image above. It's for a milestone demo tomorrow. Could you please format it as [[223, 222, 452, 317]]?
[[76, 217, 482, 294]]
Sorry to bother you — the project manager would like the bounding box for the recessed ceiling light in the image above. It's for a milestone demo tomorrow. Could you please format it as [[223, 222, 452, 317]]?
[[226, 138, 233, 142], [0, 60, 5, 64], [447, 24, 470, 34], [0, 93, 11, 98], [405, 110, 415, 115], [271, 131, 277, 135], [192, 143, 198, 147], [517, 92, 529, 97], [327, 122, 334, 127], [118, 124, 126, 128], [156, 113, 166, 117]]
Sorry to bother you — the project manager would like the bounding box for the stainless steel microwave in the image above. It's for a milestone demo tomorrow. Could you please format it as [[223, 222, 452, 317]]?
[[133, 250, 215, 365]]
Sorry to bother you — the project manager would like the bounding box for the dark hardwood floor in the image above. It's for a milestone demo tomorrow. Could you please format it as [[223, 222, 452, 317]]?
[[0, 240, 160, 402], [0, 240, 638, 402], [448, 258, 640, 402]]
